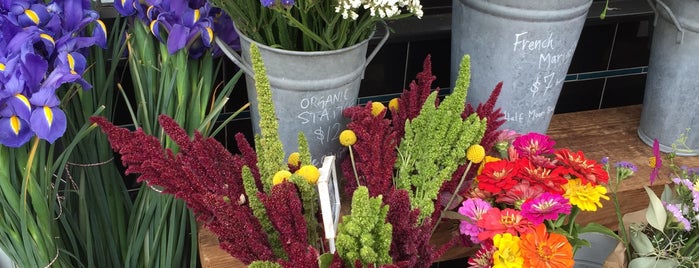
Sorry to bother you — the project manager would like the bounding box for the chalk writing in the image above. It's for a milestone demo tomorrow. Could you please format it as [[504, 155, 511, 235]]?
[[513, 32, 554, 52], [314, 122, 342, 146], [503, 106, 555, 124]]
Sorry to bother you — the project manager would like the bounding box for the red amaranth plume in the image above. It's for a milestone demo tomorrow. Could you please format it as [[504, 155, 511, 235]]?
[[341, 103, 397, 198], [464, 81, 505, 153], [258, 182, 317, 267], [91, 115, 275, 264], [384, 189, 440, 268], [392, 55, 440, 139]]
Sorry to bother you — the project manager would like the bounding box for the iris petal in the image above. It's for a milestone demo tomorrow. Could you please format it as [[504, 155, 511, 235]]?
[[30, 106, 66, 143], [166, 24, 190, 54], [0, 116, 33, 148]]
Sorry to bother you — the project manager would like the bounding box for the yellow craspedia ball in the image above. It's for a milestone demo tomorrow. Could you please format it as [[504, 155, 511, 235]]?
[[339, 130, 357, 146], [287, 152, 300, 166], [388, 98, 399, 112], [272, 170, 292, 186], [466, 144, 486, 164], [296, 165, 320, 184], [370, 102, 386, 117]]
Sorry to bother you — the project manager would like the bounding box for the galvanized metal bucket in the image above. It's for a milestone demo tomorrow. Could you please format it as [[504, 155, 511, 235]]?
[[216, 25, 389, 166], [451, 0, 592, 134], [638, 0, 699, 156]]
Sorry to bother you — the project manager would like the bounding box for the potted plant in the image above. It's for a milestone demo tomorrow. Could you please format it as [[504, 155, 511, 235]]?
[[207, 0, 424, 166]]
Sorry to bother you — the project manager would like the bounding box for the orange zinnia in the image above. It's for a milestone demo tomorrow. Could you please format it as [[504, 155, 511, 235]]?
[[519, 224, 573, 268]]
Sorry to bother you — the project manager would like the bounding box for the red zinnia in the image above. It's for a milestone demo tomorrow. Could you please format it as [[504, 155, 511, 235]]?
[[518, 159, 568, 194], [477, 207, 531, 241], [477, 160, 519, 195], [555, 149, 609, 185]]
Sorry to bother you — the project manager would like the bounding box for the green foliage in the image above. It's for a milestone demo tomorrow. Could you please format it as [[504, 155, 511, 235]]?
[[250, 43, 286, 193], [335, 186, 392, 267], [289, 174, 321, 247], [297, 132, 312, 166], [242, 167, 286, 259], [394, 55, 486, 222]]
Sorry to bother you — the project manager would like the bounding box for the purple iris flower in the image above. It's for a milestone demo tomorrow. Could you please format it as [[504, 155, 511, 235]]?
[[0, 0, 106, 147]]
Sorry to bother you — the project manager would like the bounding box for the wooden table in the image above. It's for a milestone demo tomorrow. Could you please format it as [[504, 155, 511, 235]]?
[[199, 105, 699, 267]]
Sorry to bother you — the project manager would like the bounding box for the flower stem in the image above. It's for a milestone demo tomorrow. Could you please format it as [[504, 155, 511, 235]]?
[[23, 136, 40, 208], [430, 161, 473, 236], [349, 145, 360, 187]]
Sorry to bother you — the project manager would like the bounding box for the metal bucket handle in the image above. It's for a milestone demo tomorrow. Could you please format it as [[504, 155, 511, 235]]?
[[215, 22, 390, 77], [646, 0, 685, 43]]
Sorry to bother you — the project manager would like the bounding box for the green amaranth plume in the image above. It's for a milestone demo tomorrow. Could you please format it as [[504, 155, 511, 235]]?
[[241, 166, 286, 259], [335, 186, 393, 267], [395, 55, 487, 223], [297, 132, 312, 166], [250, 43, 287, 193]]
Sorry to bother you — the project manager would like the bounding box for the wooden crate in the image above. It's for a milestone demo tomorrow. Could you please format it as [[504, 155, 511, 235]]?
[[199, 105, 699, 267]]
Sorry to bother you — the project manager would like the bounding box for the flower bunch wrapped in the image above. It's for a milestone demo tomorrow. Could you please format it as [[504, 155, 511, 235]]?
[[456, 132, 617, 267], [111, 0, 243, 266], [0, 0, 107, 266], [209, 0, 423, 51], [626, 139, 699, 267]]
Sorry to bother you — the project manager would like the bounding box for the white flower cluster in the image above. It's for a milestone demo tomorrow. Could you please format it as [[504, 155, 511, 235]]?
[[335, 0, 423, 20]]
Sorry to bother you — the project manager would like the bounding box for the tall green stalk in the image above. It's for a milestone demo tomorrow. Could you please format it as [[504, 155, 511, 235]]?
[[58, 15, 133, 268], [119, 17, 241, 268]]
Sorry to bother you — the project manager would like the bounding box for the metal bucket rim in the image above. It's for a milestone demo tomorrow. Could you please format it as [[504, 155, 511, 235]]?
[[457, 0, 592, 22], [235, 26, 373, 56]]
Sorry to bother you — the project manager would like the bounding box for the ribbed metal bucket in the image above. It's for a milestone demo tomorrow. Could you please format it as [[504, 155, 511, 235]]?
[[216, 26, 388, 165], [638, 0, 699, 156], [451, 0, 591, 134]]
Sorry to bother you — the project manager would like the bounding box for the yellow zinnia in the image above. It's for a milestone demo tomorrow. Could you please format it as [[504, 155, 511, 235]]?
[[562, 178, 610, 211], [370, 102, 386, 117], [272, 170, 292, 186], [492, 233, 524, 268], [296, 165, 320, 184]]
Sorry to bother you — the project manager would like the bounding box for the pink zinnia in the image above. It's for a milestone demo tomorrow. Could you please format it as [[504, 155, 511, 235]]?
[[495, 180, 545, 208], [520, 193, 572, 225], [513, 132, 556, 158], [458, 198, 492, 243]]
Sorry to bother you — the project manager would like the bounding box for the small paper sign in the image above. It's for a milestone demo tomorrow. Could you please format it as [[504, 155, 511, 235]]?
[[317, 155, 341, 253]]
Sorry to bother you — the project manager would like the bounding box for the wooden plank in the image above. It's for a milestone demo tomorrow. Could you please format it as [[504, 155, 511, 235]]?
[[199, 104, 699, 266]]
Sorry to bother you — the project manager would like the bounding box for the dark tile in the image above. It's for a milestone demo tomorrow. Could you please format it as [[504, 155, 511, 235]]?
[[609, 20, 652, 69], [430, 257, 468, 267], [214, 117, 255, 153], [405, 38, 451, 90], [359, 43, 408, 97], [568, 24, 615, 74], [555, 79, 605, 113], [600, 73, 646, 108]]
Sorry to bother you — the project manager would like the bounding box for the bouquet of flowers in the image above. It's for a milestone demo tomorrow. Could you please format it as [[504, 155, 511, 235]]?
[[208, 0, 423, 51], [92, 42, 495, 266], [455, 132, 617, 267], [626, 139, 699, 268]]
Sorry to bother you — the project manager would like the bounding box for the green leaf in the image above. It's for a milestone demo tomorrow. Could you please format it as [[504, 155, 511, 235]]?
[[318, 253, 334, 268], [578, 223, 621, 241], [629, 228, 654, 256], [644, 186, 667, 232], [442, 211, 470, 221], [660, 184, 674, 203], [628, 257, 679, 268]]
